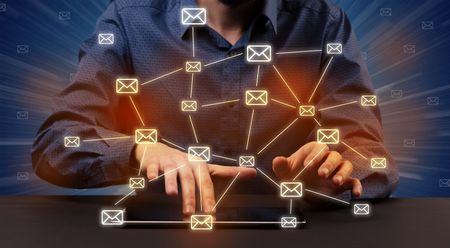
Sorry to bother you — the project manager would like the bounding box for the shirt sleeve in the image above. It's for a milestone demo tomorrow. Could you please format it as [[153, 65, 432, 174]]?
[[31, 2, 139, 188], [310, 8, 399, 198]]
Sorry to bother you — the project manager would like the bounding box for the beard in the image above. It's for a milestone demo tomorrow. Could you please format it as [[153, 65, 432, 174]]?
[[218, 0, 258, 8]]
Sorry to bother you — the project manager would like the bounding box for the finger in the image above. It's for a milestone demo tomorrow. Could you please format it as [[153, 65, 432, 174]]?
[[341, 178, 362, 197], [194, 163, 216, 214], [304, 143, 329, 168], [146, 162, 159, 181], [318, 151, 342, 178], [178, 164, 196, 216], [161, 157, 178, 196], [332, 160, 353, 186], [208, 164, 257, 179], [272, 156, 291, 179]]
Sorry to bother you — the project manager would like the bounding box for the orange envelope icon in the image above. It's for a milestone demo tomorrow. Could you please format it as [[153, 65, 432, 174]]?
[[116, 78, 138, 94]]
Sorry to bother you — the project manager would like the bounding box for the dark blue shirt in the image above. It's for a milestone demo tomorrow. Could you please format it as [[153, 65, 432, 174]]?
[[32, 0, 398, 200]]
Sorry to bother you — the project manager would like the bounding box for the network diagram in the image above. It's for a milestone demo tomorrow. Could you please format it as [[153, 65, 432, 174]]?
[[64, 8, 387, 230]]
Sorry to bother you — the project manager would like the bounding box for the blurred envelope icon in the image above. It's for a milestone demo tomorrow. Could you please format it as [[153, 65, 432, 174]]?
[[380, 8, 392, 16], [403, 45, 416, 54], [427, 97, 439, 105], [246, 45, 272, 63], [188, 146, 211, 162], [280, 182, 303, 198], [299, 105, 315, 116], [281, 217, 297, 228], [17, 45, 29, 54], [185, 61, 201, 73], [191, 215, 213, 230], [58, 11, 71, 20], [181, 8, 206, 25], [391, 90, 403, 98], [317, 129, 339, 144], [129, 177, 145, 189], [181, 100, 197, 112], [371, 157, 387, 169], [361, 95, 377, 106], [135, 129, 157, 144], [239, 156, 255, 167], [98, 33, 114, 45], [101, 210, 124, 225], [439, 179, 450, 187], [64, 136, 80, 147], [326, 43, 342, 54], [245, 90, 268, 106], [116, 78, 138, 94], [353, 203, 370, 215], [421, 21, 434, 30]]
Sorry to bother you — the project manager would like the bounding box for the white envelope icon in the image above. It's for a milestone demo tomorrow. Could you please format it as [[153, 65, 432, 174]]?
[[353, 203, 370, 215], [64, 136, 80, 147], [129, 177, 145, 189], [101, 210, 124, 225], [361, 95, 377, 106], [185, 61, 201, 73], [98, 33, 114, 45], [116, 78, 138, 94], [281, 216, 297, 228], [190, 214, 213, 230], [246, 45, 272, 63], [239, 156, 255, 167], [326, 43, 342, 55], [245, 90, 268, 106], [135, 129, 158, 144], [181, 100, 197, 112], [371, 157, 387, 169], [280, 182, 303, 198], [188, 146, 210, 162], [317, 129, 339, 144], [181, 8, 206, 25]]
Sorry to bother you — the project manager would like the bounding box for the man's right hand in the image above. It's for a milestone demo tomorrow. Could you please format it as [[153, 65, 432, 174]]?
[[134, 143, 257, 217]]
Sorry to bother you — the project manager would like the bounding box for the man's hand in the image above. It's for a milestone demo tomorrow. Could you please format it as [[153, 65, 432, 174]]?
[[135, 143, 257, 216], [272, 142, 362, 197]]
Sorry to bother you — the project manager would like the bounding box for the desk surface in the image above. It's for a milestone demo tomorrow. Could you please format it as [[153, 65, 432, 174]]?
[[1, 196, 449, 248]]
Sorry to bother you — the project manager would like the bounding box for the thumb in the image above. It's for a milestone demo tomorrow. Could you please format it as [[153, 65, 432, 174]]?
[[208, 164, 257, 179], [272, 156, 291, 179]]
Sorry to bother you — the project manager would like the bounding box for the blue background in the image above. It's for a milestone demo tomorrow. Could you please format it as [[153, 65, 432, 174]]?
[[0, 0, 449, 196]]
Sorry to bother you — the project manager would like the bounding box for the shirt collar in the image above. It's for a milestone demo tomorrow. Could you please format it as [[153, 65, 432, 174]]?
[[175, 0, 278, 39]]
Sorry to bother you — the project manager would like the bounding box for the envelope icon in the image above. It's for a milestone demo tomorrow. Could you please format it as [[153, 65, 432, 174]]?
[[135, 129, 157, 144], [246, 45, 272, 63], [427, 97, 439, 105], [17, 111, 29, 120], [181, 8, 206, 26], [326, 43, 342, 55], [353, 203, 370, 215], [391, 89, 403, 98], [380, 8, 392, 17], [17, 172, 29, 181], [101, 210, 124, 225], [116, 78, 138, 94], [245, 90, 268, 106], [188, 146, 210, 162], [185, 61, 201, 73], [280, 182, 303, 198], [403, 45, 416, 54], [58, 11, 71, 21], [317, 129, 339, 144], [299, 105, 315, 117], [371, 157, 387, 169], [281, 216, 297, 228], [98, 33, 114, 45], [190, 215, 213, 230], [0, 3, 6, 12], [239, 156, 255, 167], [181, 100, 197, 112], [439, 179, 450, 188], [129, 177, 145, 189], [64, 136, 80, 147], [17, 45, 29, 54], [422, 21, 434, 30], [361, 95, 377, 106], [403, 139, 415, 148]]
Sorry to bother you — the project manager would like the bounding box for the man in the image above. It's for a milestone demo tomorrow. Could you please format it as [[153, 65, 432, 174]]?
[[32, 0, 398, 218]]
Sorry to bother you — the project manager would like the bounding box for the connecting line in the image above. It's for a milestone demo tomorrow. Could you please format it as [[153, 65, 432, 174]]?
[[82, 136, 130, 142], [276, 49, 322, 55], [313, 118, 322, 127], [129, 96, 146, 126], [212, 154, 237, 162], [308, 56, 334, 103], [189, 73, 194, 98], [318, 100, 358, 112], [161, 138, 186, 151], [245, 109, 255, 151], [271, 98, 297, 109], [215, 220, 307, 224], [114, 190, 136, 206], [341, 141, 368, 160], [257, 118, 299, 155], [212, 171, 241, 211], [305, 188, 351, 205], [138, 145, 148, 176], [201, 99, 240, 108], [255, 65, 261, 87], [188, 115, 199, 143], [289, 199, 293, 214], [204, 53, 243, 67], [292, 145, 328, 181], [148, 164, 187, 183], [256, 168, 280, 188], [198, 165, 203, 212], [191, 26, 195, 58], [124, 220, 189, 224], [141, 68, 184, 86], [272, 65, 301, 104]]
